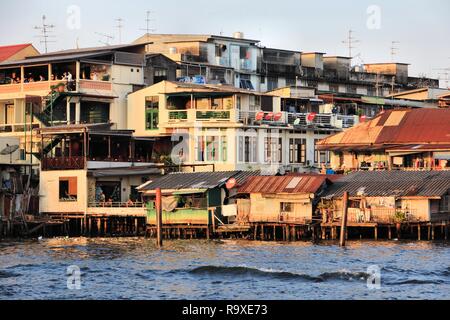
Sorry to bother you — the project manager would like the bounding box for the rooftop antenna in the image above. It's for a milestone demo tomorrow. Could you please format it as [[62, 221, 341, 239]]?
[[115, 18, 124, 44], [140, 10, 156, 42], [34, 15, 55, 53], [95, 32, 114, 46], [390, 41, 400, 62], [342, 29, 360, 62]]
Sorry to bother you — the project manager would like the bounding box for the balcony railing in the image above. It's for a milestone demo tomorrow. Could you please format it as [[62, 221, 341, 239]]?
[[0, 79, 112, 95], [196, 110, 231, 121], [42, 156, 85, 171], [168, 110, 188, 122], [328, 208, 420, 224], [238, 110, 358, 129], [88, 201, 144, 208]]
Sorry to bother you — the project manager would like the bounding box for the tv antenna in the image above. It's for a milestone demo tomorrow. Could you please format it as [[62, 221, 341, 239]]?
[[390, 41, 400, 62], [434, 67, 450, 88], [140, 11, 156, 41], [115, 18, 124, 44], [34, 15, 55, 53], [95, 32, 114, 46], [342, 29, 360, 60]]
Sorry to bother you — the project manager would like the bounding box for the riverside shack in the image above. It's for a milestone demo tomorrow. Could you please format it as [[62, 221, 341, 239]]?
[[139, 171, 255, 237], [321, 171, 450, 240], [237, 175, 331, 224]]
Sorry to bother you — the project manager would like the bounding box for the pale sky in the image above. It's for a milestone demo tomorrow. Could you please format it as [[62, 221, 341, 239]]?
[[0, 0, 449, 85]]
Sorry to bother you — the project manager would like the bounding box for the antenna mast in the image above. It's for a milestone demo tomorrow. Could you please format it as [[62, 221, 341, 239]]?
[[140, 10, 156, 42], [34, 15, 55, 53], [342, 29, 360, 61], [95, 32, 114, 46], [115, 18, 124, 44], [390, 41, 400, 62]]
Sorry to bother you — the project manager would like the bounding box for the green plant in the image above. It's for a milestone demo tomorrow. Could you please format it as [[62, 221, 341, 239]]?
[[394, 210, 407, 223]]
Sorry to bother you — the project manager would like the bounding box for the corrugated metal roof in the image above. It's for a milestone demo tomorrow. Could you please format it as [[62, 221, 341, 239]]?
[[140, 171, 244, 191], [322, 171, 450, 198], [238, 175, 328, 194], [319, 109, 450, 150]]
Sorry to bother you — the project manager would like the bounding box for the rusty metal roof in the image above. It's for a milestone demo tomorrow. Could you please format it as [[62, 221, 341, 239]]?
[[319, 109, 450, 150], [322, 171, 450, 198], [238, 175, 328, 194]]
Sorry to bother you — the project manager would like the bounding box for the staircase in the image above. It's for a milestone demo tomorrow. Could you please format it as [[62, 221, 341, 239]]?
[[33, 91, 66, 127], [31, 136, 63, 161]]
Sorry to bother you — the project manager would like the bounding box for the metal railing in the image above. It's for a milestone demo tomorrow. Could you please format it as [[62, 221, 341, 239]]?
[[88, 201, 144, 208]]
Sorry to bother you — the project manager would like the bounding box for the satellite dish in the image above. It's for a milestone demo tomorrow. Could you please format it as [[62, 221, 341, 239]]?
[[293, 118, 301, 126], [0, 144, 19, 155]]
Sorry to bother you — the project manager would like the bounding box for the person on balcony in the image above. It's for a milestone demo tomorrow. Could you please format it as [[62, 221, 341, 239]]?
[[66, 71, 74, 91]]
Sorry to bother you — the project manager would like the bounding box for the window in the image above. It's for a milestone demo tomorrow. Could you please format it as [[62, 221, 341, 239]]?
[[329, 84, 339, 93], [289, 138, 306, 164], [240, 46, 250, 59], [59, 177, 77, 201], [196, 134, 227, 162], [145, 96, 159, 130], [314, 139, 330, 164], [264, 137, 282, 163], [440, 195, 450, 212], [267, 76, 278, 91], [280, 202, 293, 213], [238, 135, 257, 163]]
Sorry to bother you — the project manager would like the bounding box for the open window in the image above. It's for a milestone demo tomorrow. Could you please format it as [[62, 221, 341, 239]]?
[[59, 177, 77, 201]]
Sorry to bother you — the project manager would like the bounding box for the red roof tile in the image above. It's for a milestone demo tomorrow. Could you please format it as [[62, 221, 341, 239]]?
[[0, 44, 33, 62]]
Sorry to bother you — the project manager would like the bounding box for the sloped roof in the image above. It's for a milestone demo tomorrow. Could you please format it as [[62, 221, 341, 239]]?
[[322, 171, 450, 198], [140, 171, 249, 192], [0, 44, 34, 62], [318, 109, 450, 150], [238, 175, 328, 194]]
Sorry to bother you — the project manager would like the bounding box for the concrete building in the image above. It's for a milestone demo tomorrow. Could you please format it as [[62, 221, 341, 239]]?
[[127, 80, 361, 174]]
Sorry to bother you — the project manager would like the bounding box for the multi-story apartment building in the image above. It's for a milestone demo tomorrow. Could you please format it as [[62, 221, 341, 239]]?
[[0, 43, 177, 167], [133, 33, 439, 121], [127, 80, 362, 174]]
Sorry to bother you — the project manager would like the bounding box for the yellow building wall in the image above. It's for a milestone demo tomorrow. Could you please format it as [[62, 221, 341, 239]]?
[[39, 170, 88, 213], [249, 193, 313, 222]]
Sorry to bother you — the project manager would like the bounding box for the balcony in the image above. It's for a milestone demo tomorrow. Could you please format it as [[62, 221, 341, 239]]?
[[238, 110, 358, 129], [146, 204, 209, 225], [166, 109, 236, 124], [42, 156, 85, 171]]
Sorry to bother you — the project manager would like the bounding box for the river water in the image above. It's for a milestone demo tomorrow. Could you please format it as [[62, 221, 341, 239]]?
[[0, 238, 449, 300]]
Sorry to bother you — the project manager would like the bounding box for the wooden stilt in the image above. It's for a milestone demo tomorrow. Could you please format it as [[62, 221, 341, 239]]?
[[273, 225, 276, 241], [432, 225, 435, 240], [374, 227, 378, 240], [260, 225, 264, 241], [418, 225, 421, 241], [340, 191, 349, 247], [254, 225, 258, 240], [428, 225, 431, 241], [388, 226, 392, 240]]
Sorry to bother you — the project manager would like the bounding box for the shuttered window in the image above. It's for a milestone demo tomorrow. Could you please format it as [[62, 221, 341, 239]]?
[[59, 177, 77, 201]]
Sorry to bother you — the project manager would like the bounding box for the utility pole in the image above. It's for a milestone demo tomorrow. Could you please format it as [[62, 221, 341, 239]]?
[[115, 18, 124, 44], [34, 15, 55, 53], [390, 41, 400, 62], [342, 29, 360, 61]]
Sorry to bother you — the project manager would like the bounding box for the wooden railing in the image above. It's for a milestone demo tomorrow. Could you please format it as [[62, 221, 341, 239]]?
[[42, 156, 85, 171]]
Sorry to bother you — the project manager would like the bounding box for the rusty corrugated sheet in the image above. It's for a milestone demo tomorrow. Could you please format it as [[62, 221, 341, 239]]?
[[322, 171, 450, 198], [319, 109, 450, 150], [238, 175, 327, 194]]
